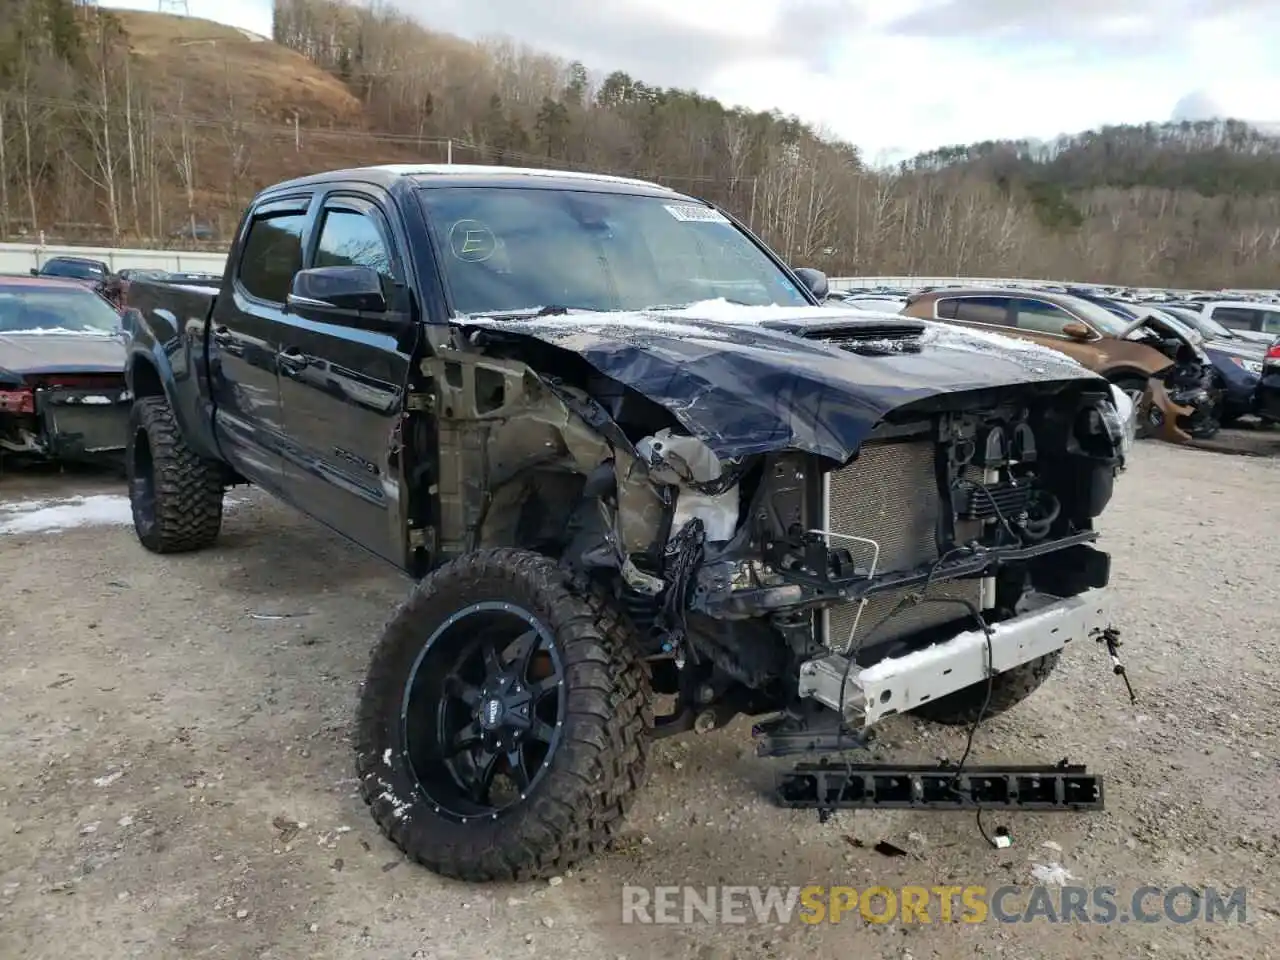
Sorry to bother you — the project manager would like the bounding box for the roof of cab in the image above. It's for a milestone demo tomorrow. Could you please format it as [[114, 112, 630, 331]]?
[[264, 163, 691, 200]]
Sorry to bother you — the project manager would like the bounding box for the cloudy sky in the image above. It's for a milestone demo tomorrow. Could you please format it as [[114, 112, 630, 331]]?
[[103, 0, 1280, 162]]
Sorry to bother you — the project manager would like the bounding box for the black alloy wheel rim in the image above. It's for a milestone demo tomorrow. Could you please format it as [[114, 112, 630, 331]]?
[[400, 602, 566, 821], [130, 428, 157, 535]]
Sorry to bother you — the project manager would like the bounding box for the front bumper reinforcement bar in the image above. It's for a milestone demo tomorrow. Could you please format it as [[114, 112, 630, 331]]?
[[797, 588, 1112, 727]]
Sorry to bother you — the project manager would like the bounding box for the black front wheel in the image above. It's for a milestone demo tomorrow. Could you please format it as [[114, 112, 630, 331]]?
[[356, 549, 652, 882]]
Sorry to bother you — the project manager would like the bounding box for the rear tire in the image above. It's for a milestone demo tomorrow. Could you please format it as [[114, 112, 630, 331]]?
[[356, 548, 652, 882], [911, 652, 1061, 726], [127, 397, 224, 553]]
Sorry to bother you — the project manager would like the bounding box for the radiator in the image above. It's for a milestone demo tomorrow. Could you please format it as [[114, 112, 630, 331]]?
[[819, 436, 984, 655]]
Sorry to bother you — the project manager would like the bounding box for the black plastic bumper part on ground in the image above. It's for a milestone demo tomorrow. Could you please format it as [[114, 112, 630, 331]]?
[[776, 761, 1103, 812]]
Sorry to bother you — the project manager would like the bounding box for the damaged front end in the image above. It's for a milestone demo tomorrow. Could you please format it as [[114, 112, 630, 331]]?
[[0, 372, 131, 466], [1127, 311, 1222, 443], [412, 309, 1129, 746]]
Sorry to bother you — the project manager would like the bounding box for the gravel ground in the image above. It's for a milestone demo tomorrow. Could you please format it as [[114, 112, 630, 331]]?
[[1, 442, 1278, 960]]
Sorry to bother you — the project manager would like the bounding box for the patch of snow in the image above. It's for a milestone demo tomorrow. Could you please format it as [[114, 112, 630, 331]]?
[[0, 493, 244, 535], [461, 311, 722, 340], [918, 320, 1082, 370], [0, 494, 134, 534], [664, 298, 842, 324], [0, 327, 118, 336], [1030, 862, 1075, 886], [235, 28, 268, 42]]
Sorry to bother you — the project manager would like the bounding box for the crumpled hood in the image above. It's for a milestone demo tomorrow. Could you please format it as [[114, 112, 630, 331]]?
[[459, 300, 1105, 463], [0, 331, 126, 376]]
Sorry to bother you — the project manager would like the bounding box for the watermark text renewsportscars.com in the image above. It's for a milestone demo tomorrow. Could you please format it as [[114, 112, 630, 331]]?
[[621, 885, 1248, 925]]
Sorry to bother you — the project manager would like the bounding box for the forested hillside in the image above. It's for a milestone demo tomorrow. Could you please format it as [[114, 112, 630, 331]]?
[[2, 0, 1279, 287]]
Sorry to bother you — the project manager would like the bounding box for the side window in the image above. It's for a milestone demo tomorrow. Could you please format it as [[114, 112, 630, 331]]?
[[239, 211, 307, 303], [935, 298, 959, 319], [313, 207, 394, 284], [1013, 298, 1077, 335], [1258, 309, 1280, 334], [1211, 307, 1258, 331], [952, 296, 1010, 325]]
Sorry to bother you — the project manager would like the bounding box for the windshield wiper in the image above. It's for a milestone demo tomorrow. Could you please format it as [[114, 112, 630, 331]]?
[[469, 304, 601, 321], [532, 304, 595, 316]]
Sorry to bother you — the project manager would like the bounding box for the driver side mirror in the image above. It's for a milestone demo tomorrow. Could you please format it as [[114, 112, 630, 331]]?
[[288, 265, 388, 315], [792, 267, 828, 301], [1062, 321, 1093, 341]]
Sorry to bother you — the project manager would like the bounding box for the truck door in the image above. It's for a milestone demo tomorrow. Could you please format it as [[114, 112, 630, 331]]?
[[209, 196, 312, 493], [275, 192, 414, 566]]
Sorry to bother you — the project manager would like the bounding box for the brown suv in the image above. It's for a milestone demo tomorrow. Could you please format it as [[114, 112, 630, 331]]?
[[901, 288, 1215, 442]]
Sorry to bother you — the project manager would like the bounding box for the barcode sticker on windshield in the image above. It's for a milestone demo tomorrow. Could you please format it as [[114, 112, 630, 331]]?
[[664, 203, 730, 223]]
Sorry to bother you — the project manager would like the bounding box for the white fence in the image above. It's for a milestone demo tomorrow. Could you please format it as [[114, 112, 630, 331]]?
[[0, 241, 227, 276]]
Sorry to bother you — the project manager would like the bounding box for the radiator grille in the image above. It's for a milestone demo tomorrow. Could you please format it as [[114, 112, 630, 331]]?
[[820, 437, 983, 654]]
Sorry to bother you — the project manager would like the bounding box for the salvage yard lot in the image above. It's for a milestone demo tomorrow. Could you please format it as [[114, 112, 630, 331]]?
[[1, 444, 1278, 960]]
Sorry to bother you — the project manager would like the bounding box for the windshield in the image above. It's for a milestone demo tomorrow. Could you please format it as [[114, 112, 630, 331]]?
[[0, 287, 122, 334], [1165, 306, 1232, 339], [38, 259, 106, 280], [1145, 309, 1200, 343], [416, 186, 810, 316]]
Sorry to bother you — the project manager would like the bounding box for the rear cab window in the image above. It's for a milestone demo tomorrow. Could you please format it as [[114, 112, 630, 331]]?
[[237, 202, 310, 304]]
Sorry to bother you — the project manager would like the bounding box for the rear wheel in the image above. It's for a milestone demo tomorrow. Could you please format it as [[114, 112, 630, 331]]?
[[127, 397, 224, 553], [355, 549, 652, 882]]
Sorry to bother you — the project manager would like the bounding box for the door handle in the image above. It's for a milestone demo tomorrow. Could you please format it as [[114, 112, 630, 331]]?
[[210, 324, 233, 345], [278, 347, 310, 374]]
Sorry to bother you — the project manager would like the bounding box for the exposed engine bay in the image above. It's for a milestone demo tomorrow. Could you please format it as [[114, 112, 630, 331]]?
[[585, 394, 1126, 735]]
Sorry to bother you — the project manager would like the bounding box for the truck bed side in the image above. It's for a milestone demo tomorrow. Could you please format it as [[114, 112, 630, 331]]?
[[121, 277, 223, 460]]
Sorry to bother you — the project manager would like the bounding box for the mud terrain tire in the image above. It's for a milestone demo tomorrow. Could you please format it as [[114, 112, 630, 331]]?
[[127, 397, 224, 553], [355, 549, 652, 882], [910, 652, 1061, 726]]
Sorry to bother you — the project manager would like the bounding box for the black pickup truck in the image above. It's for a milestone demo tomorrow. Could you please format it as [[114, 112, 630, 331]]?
[[121, 163, 1133, 882]]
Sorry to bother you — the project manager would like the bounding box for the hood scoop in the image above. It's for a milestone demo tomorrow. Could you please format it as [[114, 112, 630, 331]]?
[[757, 316, 927, 355]]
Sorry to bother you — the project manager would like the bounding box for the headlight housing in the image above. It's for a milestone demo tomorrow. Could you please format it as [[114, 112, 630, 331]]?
[[1230, 357, 1264, 377]]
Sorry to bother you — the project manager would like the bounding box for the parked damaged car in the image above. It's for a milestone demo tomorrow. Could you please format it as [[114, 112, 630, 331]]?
[[0, 276, 130, 467], [902, 288, 1220, 443], [1160, 305, 1269, 425], [120, 164, 1133, 882], [1257, 337, 1280, 424]]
